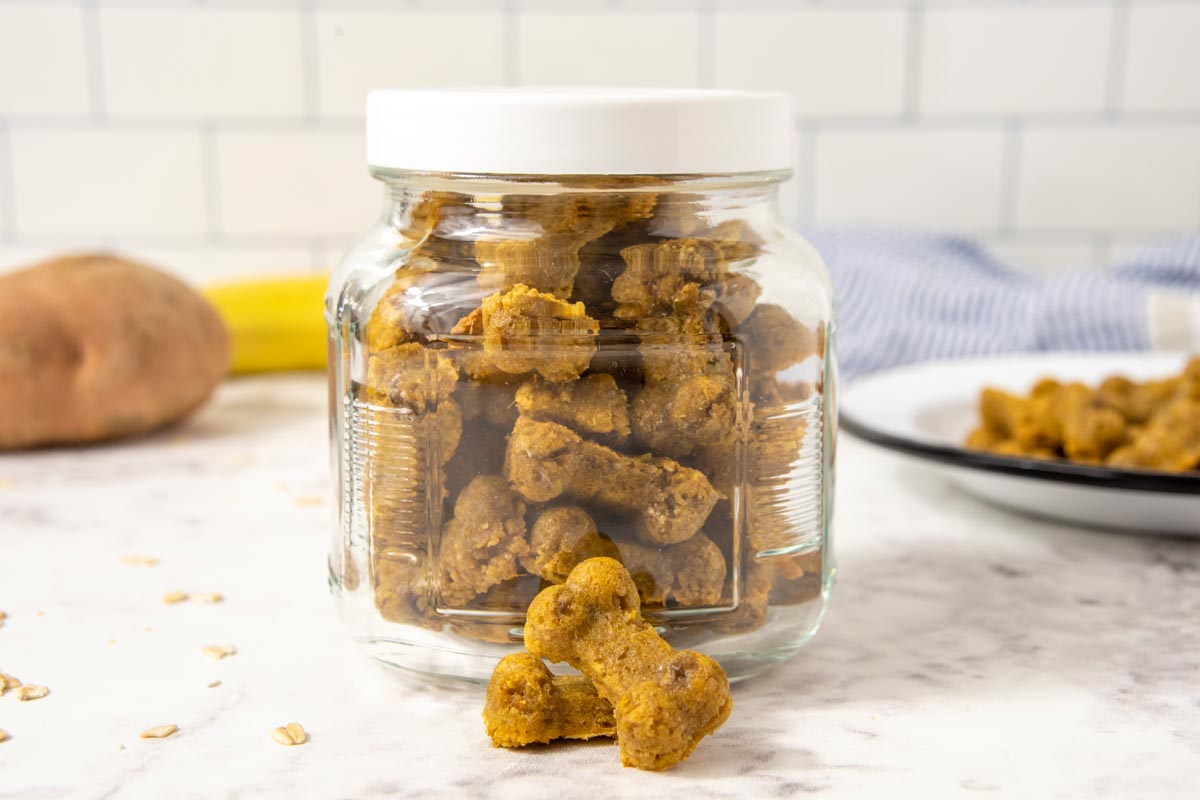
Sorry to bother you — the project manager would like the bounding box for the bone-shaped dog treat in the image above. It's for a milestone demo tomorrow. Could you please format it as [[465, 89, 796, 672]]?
[[504, 417, 720, 545], [524, 557, 733, 770], [438, 475, 529, 606], [515, 374, 630, 445], [483, 652, 616, 748], [617, 533, 727, 608], [523, 506, 620, 584]]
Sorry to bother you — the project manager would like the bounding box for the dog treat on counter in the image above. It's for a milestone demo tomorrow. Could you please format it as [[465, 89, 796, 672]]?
[[514, 374, 630, 444], [523, 506, 620, 584], [524, 558, 733, 771], [438, 475, 529, 607], [484, 652, 616, 748], [504, 416, 721, 545], [967, 357, 1200, 471]]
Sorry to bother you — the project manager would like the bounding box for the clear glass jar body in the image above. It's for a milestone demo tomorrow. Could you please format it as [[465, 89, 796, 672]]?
[[327, 171, 837, 683]]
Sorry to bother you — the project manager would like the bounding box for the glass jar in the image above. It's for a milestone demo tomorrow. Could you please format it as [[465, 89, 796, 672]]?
[[328, 90, 836, 683]]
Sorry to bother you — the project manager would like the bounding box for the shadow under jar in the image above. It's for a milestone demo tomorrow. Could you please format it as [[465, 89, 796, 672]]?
[[327, 90, 837, 683]]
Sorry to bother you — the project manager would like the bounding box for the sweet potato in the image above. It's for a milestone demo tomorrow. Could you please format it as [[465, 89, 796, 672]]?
[[0, 253, 229, 448]]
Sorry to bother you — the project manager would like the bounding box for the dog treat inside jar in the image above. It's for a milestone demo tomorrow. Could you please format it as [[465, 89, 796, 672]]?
[[327, 90, 836, 682]]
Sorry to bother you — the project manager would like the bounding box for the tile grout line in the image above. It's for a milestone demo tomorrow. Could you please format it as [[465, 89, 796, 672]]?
[[201, 124, 222, 240], [902, 1, 925, 123], [502, 0, 520, 87], [997, 120, 1022, 235], [300, 0, 321, 124], [1104, 0, 1131, 119], [82, 0, 107, 123], [697, 0, 715, 89]]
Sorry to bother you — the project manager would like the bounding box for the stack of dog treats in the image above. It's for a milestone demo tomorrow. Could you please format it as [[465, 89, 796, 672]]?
[[357, 179, 826, 641]]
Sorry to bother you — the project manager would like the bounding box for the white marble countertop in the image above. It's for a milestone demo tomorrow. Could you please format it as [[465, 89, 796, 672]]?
[[1, 375, 1197, 799]]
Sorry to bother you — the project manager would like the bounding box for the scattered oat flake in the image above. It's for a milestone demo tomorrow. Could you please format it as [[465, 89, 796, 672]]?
[[294, 495, 324, 507], [16, 684, 48, 701], [163, 590, 188, 605], [140, 724, 178, 739], [207, 680, 222, 688], [271, 722, 307, 746], [0, 729, 9, 743], [201, 644, 236, 660], [190, 592, 224, 604], [34, 610, 44, 617], [120, 555, 159, 567], [0, 674, 20, 694]]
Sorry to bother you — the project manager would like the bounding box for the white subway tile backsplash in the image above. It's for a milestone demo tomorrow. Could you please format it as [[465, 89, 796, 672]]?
[[315, 11, 505, 117], [921, 7, 1111, 115], [518, 12, 700, 87], [714, 10, 906, 116], [1015, 127, 1200, 232], [216, 131, 379, 237], [1122, 5, 1200, 113], [813, 128, 1006, 231], [10, 130, 207, 236], [0, 6, 90, 116], [100, 8, 305, 118], [0, 1, 1197, 281]]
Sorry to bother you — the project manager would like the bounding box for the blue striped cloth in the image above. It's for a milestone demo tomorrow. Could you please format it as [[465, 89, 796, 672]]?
[[800, 228, 1200, 380]]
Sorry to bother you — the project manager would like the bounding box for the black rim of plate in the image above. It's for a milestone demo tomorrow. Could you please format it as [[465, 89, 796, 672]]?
[[840, 412, 1200, 496]]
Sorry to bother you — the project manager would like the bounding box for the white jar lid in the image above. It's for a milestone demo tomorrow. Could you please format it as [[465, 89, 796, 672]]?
[[366, 89, 794, 176]]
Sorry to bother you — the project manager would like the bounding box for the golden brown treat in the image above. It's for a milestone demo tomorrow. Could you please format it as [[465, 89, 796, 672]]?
[[630, 365, 738, 458], [524, 506, 620, 584], [612, 238, 727, 320], [506, 185, 658, 242], [457, 285, 600, 383], [438, 475, 529, 607], [366, 343, 459, 411], [483, 653, 616, 747], [767, 550, 824, 605], [524, 558, 732, 771], [455, 375, 521, 429], [742, 304, 822, 372], [1107, 397, 1200, 472], [476, 235, 584, 299], [634, 304, 726, 383], [515, 374, 630, 444], [617, 534, 727, 607], [968, 358, 1200, 472], [374, 554, 437, 628], [504, 417, 721, 545]]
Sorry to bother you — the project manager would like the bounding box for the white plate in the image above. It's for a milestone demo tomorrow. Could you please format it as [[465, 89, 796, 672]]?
[[840, 352, 1200, 535]]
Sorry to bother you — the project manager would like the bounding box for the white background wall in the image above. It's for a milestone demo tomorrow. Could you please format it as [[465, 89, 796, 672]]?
[[1, 0, 1198, 285]]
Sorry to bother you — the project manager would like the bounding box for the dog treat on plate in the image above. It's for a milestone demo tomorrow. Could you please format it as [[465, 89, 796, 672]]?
[[523, 557, 732, 770], [483, 652, 616, 747], [967, 357, 1200, 472]]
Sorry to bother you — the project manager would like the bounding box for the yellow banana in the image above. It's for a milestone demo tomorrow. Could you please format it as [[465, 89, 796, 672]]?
[[202, 274, 329, 374]]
